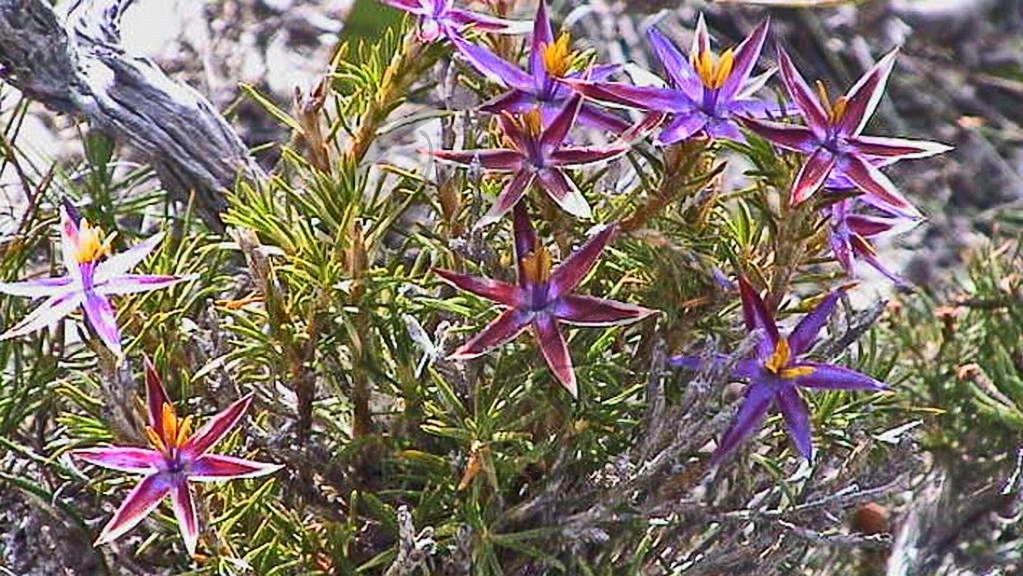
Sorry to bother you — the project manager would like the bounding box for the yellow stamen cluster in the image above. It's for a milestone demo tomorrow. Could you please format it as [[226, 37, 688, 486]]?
[[815, 80, 848, 124], [146, 403, 193, 454], [74, 220, 116, 264], [764, 339, 816, 379], [692, 49, 734, 90], [521, 245, 553, 284], [541, 32, 573, 78]]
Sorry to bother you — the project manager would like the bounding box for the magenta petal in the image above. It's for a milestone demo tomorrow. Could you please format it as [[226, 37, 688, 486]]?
[[182, 394, 254, 459], [549, 144, 629, 167], [1, 290, 84, 340], [646, 27, 701, 99], [450, 308, 533, 359], [96, 274, 187, 296], [720, 19, 770, 102], [776, 387, 813, 461], [535, 169, 592, 220], [529, 0, 554, 84], [841, 154, 921, 217], [170, 480, 199, 556], [737, 276, 780, 357], [790, 148, 837, 205], [553, 294, 655, 327], [740, 117, 816, 153], [71, 447, 163, 473], [576, 103, 631, 133], [563, 79, 690, 113], [446, 8, 531, 34], [776, 47, 829, 135], [188, 454, 283, 482], [513, 204, 539, 283], [0, 276, 74, 299], [539, 95, 583, 153], [656, 113, 708, 146], [479, 170, 536, 228], [434, 268, 524, 307], [793, 362, 887, 391], [60, 205, 82, 283], [145, 357, 171, 434], [787, 290, 842, 355], [95, 473, 172, 546], [433, 148, 523, 172], [691, 14, 711, 59], [533, 314, 577, 397], [846, 134, 952, 161], [837, 49, 898, 137], [83, 292, 122, 357], [846, 213, 898, 237], [548, 224, 616, 296], [94, 233, 165, 283], [709, 382, 774, 466], [451, 36, 533, 91], [479, 90, 534, 115]]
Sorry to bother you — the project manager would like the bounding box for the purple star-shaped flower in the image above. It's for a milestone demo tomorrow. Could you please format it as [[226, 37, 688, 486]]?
[[433, 94, 630, 226], [379, 0, 530, 43], [72, 358, 282, 556], [0, 202, 190, 358], [828, 198, 912, 287], [671, 277, 887, 464], [740, 48, 951, 217], [436, 206, 656, 397], [450, 0, 629, 132], [564, 15, 775, 145]]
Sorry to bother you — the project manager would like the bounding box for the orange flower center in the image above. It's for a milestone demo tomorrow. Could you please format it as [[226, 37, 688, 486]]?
[[145, 402, 193, 454], [815, 80, 848, 124], [692, 48, 734, 90], [74, 220, 116, 264], [521, 245, 553, 284], [763, 339, 816, 379], [541, 32, 573, 78]]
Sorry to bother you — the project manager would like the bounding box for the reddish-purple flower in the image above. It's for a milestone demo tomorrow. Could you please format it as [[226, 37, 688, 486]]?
[[451, 0, 629, 132], [0, 203, 190, 358], [671, 277, 886, 464], [433, 95, 629, 226], [741, 48, 951, 217], [379, 0, 529, 43], [436, 206, 656, 397], [828, 198, 912, 287], [564, 15, 775, 144], [71, 359, 282, 556]]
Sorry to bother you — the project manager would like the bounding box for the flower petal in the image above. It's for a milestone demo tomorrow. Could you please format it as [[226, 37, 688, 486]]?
[[739, 117, 816, 153], [0, 290, 84, 340], [851, 235, 912, 288], [170, 480, 199, 556], [776, 386, 813, 461], [528, 0, 554, 85], [793, 362, 887, 391], [562, 79, 690, 113], [451, 36, 533, 91], [838, 49, 897, 137], [690, 13, 711, 60], [95, 274, 188, 296], [447, 8, 531, 34], [533, 314, 576, 397], [576, 102, 631, 133], [71, 447, 163, 474], [182, 394, 254, 459], [83, 292, 122, 358], [479, 90, 535, 115], [540, 95, 583, 153], [788, 290, 842, 356], [513, 203, 539, 283], [656, 113, 708, 146], [60, 204, 82, 284], [776, 47, 829, 135], [477, 171, 536, 228], [720, 18, 770, 102], [0, 276, 74, 298], [549, 144, 629, 167], [790, 148, 837, 205], [93, 233, 165, 283], [846, 134, 952, 161], [450, 308, 533, 359], [548, 223, 616, 296], [433, 268, 524, 307], [737, 276, 780, 357], [145, 356, 172, 436], [846, 213, 898, 238], [433, 148, 524, 172], [553, 294, 655, 326], [535, 168, 592, 220], [709, 382, 774, 466], [646, 27, 701, 99], [94, 473, 172, 547], [188, 454, 284, 482], [841, 154, 922, 218]]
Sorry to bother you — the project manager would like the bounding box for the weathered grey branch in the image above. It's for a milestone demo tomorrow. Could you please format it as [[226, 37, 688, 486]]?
[[0, 0, 266, 230]]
